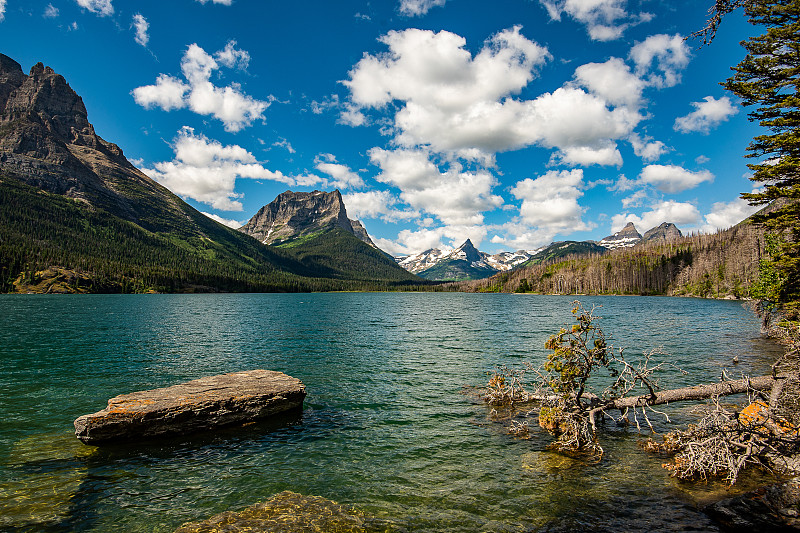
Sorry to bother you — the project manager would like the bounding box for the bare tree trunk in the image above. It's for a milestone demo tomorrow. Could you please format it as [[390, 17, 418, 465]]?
[[598, 375, 777, 412]]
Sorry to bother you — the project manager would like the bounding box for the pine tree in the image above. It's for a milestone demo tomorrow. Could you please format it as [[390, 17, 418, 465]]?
[[699, 1, 800, 314]]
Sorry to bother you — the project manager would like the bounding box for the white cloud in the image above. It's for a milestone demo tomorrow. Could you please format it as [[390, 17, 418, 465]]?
[[342, 190, 417, 222], [132, 42, 269, 132], [44, 4, 59, 18], [214, 40, 250, 69], [539, 0, 648, 41], [674, 96, 738, 134], [139, 127, 296, 211], [700, 196, 760, 233], [314, 154, 365, 189], [639, 164, 713, 193], [628, 133, 668, 162], [0, 0, 6, 21], [201, 212, 243, 229], [511, 169, 592, 235], [399, 0, 446, 16], [573, 57, 645, 108], [344, 27, 640, 164], [75, 0, 113, 16], [132, 14, 149, 47], [630, 34, 690, 88], [195, 0, 232, 4], [133, 75, 189, 111], [611, 200, 701, 233], [369, 147, 504, 226], [621, 189, 649, 208], [551, 143, 623, 167]]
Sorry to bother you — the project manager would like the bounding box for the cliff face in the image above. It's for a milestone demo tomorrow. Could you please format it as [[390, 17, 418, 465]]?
[[239, 190, 376, 247], [0, 53, 186, 229]]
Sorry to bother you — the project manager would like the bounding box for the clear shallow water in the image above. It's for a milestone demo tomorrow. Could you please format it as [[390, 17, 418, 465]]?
[[0, 293, 785, 532]]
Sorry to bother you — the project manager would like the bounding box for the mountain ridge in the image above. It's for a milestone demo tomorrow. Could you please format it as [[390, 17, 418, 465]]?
[[0, 53, 418, 292]]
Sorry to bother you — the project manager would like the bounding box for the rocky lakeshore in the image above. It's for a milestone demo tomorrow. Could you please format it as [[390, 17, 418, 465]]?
[[74, 370, 306, 444]]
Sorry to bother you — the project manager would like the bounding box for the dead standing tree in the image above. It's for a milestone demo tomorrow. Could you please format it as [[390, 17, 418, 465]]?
[[482, 301, 800, 482]]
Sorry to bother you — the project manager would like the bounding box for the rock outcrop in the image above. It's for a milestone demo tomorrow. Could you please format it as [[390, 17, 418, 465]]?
[[74, 370, 306, 444], [643, 222, 683, 243], [599, 222, 642, 249], [239, 190, 375, 247]]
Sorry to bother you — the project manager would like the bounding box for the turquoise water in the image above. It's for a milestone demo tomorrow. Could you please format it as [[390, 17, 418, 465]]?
[[0, 294, 784, 532]]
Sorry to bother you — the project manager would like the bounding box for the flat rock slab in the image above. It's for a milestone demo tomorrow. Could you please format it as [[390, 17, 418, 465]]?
[[74, 370, 306, 445]]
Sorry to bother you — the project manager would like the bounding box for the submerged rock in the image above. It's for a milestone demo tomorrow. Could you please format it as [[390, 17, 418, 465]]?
[[705, 478, 800, 532], [74, 370, 305, 445], [175, 491, 394, 533]]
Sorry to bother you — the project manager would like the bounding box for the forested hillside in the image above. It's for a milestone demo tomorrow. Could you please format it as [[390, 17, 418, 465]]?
[[0, 174, 417, 293], [455, 222, 765, 298]]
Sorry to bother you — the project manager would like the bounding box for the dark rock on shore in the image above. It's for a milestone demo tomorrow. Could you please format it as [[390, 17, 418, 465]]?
[[74, 370, 306, 445], [705, 478, 800, 532]]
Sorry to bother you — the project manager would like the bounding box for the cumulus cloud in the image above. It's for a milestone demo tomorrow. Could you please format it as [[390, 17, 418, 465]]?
[[399, 0, 446, 16], [342, 190, 417, 222], [139, 127, 297, 211], [550, 143, 623, 167], [201, 212, 244, 229], [0, 0, 6, 21], [573, 57, 645, 108], [214, 40, 250, 69], [314, 154, 365, 189], [345, 27, 646, 165], [75, 0, 113, 16], [132, 14, 149, 47], [195, 0, 232, 4], [639, 164, 713, 193], [511, 169, 592, 235], [700, 196, 761, 233], [628, 133, 668, 162], [674, 96, 738, 134], [44, 4, 59, 18], [539, 0, 650, 41], [611, 200, 701, 234], [132, 42, 269, 132], [370, 148, 504, 226], [630, 34, 691, 88]]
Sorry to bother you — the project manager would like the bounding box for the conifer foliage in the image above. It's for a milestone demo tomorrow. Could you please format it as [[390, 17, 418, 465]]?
[[712, 0, 800, 312]]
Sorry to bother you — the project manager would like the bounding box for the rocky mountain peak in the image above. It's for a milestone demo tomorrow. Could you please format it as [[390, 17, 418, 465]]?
[[455, 239, 482, 263], [0, 53, 166, 225], [643, 222, 683, 242], [239, 190, 375, 247], [599, 222, 642, 249]]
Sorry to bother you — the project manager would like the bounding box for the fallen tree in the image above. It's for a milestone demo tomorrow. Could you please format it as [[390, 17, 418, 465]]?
[[482, 301, 799, 483]]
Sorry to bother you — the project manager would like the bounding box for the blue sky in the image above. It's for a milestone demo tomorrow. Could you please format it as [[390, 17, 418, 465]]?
[[0, 0, 763, 255]]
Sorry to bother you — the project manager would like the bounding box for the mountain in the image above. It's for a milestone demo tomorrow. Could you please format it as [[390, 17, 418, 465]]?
[[0, 54, 415, 292], [238, 189, 419, 283], [238, 190, 376, 247], [397, 240, 541, 281], [642, 222, 683, 243], [598, 222, 642, 249], [416, 239, 499, 281]]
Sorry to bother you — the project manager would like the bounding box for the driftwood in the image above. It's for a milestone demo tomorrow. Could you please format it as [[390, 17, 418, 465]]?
[[587, 374, 781, 431]]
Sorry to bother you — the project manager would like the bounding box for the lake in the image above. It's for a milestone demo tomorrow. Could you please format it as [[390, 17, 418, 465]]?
[[0, 293, 785, 532]]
